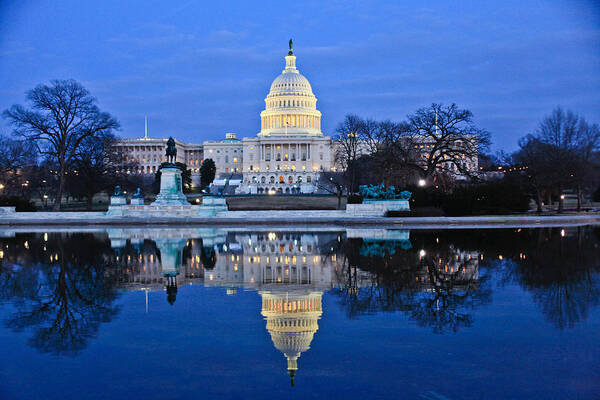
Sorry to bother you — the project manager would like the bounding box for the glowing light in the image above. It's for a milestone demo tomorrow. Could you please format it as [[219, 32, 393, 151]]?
[[418, 179, 426, 187], [419, 249, 426, 257]]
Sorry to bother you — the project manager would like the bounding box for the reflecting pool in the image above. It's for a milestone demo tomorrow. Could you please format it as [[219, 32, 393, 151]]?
[[0, 226, 598, 399]]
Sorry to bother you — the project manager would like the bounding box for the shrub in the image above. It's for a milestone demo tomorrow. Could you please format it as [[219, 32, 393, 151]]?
[[0, 196, 37, 212], [347, 194, 363, 204], [391, 181, 530, 216], [594, 186, 600, 202], [442, 182, 530, 216]]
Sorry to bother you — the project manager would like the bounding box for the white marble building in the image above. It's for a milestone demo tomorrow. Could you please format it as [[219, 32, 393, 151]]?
[[202, 133, 244, 175]]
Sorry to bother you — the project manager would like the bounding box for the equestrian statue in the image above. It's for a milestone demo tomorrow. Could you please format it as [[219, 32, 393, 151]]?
[[165, 137, 177, 164]]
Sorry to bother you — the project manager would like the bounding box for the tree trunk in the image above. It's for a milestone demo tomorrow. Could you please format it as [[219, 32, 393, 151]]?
[[557, 187, 564, 214], [576, 184, 582, 212], [53, 166, 65, 211], [535, 190, 543, 213], [337, 191, 342, 210], [86, 195, 93, 211]]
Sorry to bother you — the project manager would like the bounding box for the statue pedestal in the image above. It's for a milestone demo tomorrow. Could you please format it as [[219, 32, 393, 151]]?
[[197, 196, 228, 217], [110, 196, 127, 206], [130, 197, 144, 205], [106, 195, 127, 216], [152, 166, 188, 206]]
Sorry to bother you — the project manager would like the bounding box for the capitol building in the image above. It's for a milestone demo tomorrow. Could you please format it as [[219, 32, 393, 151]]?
[[114, 41, 333, 193], [113, 41, 477, 190], [202, 41, 334, 194]]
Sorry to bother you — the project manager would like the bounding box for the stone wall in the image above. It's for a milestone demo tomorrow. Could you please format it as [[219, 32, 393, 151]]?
[[346, 200, 410, 217]]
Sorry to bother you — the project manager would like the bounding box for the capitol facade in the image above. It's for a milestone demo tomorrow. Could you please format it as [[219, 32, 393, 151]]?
[[205, 42, 334, 194], [114, 42, 333, 193]]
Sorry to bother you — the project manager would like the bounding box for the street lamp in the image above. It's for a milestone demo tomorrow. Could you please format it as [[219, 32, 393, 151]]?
[[418, 179, 426, 187]]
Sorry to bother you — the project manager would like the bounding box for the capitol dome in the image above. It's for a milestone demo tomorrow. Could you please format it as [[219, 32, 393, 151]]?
[[259, 41, 322, 137], [269, 67, 313, 94], [260, 290, 323, 386]]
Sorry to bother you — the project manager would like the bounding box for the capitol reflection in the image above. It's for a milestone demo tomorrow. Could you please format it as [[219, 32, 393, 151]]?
[[105, 227, 484, 384], [107, 228, 341, 385]]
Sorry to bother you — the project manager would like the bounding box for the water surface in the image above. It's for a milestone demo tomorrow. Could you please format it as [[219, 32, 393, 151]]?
[[0, 226, 598, 399]]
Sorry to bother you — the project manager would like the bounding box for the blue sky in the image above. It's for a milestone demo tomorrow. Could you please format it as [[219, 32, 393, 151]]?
[[1, 0, 598, 151]]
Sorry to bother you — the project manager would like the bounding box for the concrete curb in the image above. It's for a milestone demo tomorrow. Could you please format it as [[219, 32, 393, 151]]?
[[1, 214, 599, 228]]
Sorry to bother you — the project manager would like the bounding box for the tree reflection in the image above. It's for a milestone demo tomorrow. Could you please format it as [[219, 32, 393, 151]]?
[[333, 235, 491, 333], [500, 227, 600, 329], [334, 227, 600, 332], [0, 233, 120, 355]]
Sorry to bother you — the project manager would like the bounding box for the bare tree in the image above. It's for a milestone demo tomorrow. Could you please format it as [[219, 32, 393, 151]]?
[[66, 133, 126, 210], [0, 135, 37, 195], [334, 115, 364, 193], [3, 80, 119, 210], [518, 107, 599, 212], [514, 137, 555, 212], [370, 120, 414, 187], [405, 103, 490, 182], [317, 171, 346, 209]]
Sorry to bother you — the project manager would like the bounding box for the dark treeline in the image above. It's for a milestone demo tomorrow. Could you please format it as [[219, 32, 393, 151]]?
[[333, 103, 490, 193], [330, 105, 599, 214], [510, 107, 600, 212], [0, 80, 191, 211]]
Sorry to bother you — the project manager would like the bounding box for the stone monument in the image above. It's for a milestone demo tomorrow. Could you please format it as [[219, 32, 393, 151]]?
[[130, 188, 144, 205], [110, 185, 127, 206], [345, 184, 411, 216], [152, 137, 189, 206]]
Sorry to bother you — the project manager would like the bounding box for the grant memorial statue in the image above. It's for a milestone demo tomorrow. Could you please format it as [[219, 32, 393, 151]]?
[[152, 137, 188, 205]]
